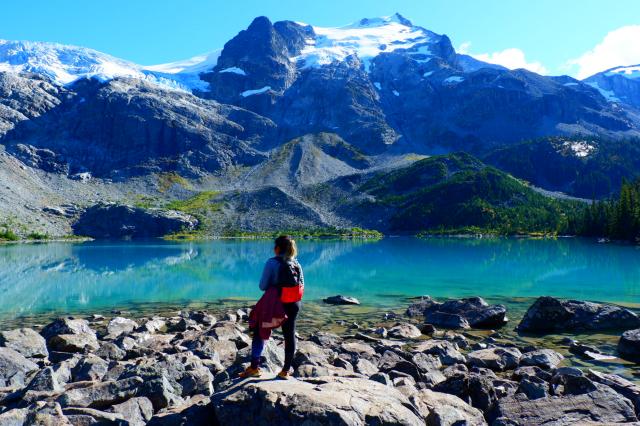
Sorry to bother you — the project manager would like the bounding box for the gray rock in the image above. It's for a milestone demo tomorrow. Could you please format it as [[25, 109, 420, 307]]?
[[213, 376, 425, 425], [387, 323, 422, 339], [41, 318, 96, 341], [410, 389, 487, 426], [0, 347, 39, 387], [517, 376, 549, 399], [488, 386, 638, 425], [587, 369, 640, 415], [26, 366, 65, 392], [467, 347, 522, 371], [323, 295, 360, 305], [619, 328, 640, 362], [62, 407, 126, 425], [49, 333, 100, 353], [94, 342, 126, 361], [407, 296, 507, 329], [412, 340, 466, 365], [25, 401, 72, 425], [518, 296, 640, 333], [57, 376, 144, 408], [147, 394, 213, 426], [73, 203, 198, 239], [519, 349, 564, 369], [0, 328, 48, 358], [110, 397, 154, 426], [105, 317, 139, 338], [139, 318, 167, 334], [72, 355, 109, 382]]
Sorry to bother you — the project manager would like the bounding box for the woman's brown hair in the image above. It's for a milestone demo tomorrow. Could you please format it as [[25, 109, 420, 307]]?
[[275, 235, 298, 259]]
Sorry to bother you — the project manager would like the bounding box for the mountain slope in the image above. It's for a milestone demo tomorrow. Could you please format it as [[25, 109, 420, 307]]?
[[585, 65, 640, 108]]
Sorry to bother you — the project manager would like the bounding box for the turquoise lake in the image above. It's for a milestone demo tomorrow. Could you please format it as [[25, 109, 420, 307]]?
[[0, 237, 639, 324]]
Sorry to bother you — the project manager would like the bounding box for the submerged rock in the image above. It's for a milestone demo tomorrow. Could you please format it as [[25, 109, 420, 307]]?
[[619, 328, 640, 362], [323, 295, 360, 305], [517, 296, 640, 333], [406, 296, 507, 329], [73, 203, 198, 239]]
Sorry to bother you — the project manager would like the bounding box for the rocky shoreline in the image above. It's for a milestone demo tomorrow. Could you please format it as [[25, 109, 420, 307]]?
[[0, 296, 639, 425]]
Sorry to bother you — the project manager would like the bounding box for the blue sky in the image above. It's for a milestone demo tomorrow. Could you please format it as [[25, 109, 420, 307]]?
[[3, 0, 640, 78]]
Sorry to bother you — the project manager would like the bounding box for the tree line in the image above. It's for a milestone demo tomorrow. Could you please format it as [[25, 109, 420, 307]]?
[[573, 179, 640, 242]]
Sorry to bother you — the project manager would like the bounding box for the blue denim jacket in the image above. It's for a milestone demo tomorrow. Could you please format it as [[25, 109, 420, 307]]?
[[259, 256, 304, 291]]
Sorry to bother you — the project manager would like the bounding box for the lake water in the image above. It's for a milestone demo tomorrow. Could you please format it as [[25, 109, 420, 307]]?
[[1, 236, 639, 324]]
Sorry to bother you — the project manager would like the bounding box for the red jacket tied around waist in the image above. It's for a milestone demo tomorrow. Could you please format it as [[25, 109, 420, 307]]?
[[249, 287, 287, 340]]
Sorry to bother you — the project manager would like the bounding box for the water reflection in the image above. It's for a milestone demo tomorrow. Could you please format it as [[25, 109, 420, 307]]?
[[0, 237, 639, 320]]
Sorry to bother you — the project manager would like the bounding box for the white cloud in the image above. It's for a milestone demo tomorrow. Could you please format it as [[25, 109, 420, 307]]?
[[457, 42, 548, 75], [567, 25, 640, 79]]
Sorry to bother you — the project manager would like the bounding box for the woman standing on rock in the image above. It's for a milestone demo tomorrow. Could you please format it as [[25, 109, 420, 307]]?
[[240, 235, 304, 379]]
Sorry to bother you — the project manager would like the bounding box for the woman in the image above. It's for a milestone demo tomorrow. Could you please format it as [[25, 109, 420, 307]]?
[[240, 235, 304, 379]]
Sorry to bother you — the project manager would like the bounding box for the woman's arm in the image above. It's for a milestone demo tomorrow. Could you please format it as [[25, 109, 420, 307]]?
[[259, 258, 278, 291]]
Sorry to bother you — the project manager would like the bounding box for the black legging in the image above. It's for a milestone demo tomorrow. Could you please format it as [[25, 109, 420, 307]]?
[[281, 301, 300, 371]]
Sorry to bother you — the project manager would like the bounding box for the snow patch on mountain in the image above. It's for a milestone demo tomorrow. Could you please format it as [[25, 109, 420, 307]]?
[[586, 81, 620, 102], [293, 13, 438, 71], [241, 86, 271, 97], [0, 39, 219, 92], [562, 140, 596, 158], [605, 64, 640, 79]]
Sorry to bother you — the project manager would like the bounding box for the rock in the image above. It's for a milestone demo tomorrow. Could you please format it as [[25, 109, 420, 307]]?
[[323, 295, 360, 305], [73, 203, 198, 239], [410, 389, 487, 426], [619, 328, 640, 362], [388, 323, 422, 339], [183, 336, 237, 366], [488, 386, 638, 425], [467, 347, 522, 371], [147, 394, 214, 426], [412, 340, 466, 365], [370, 372, 392, 386], [57, 376, 144, 408], [62, 407, 126, 424], [408, 296, 507, 329], [0, 347, 39, 387], [0, 408, 28, 425], [49, 333, 100, 353], [512, 366, 553, 383], [420, 324, 437, 335], [139, 318, 167, 334], [189, 311, 216, 326], [213, 376, 425, 425], [72, 355, 109, 382], [41, 318, 96, 341], [95, 342, 127, 361], [519, 349, 564, 369], [105, 317, 139, 338], [517, 296, 640, 333], [587, 369, 640, 415], [24, 401, 72, 425], [517, 376, 549, 399], [0, 328, 48, 358], [340, 341, 376, 359], [411, 352, 442, 373], [26, 366, 65, 392], [353, 358, 379, 376], [110, 397, 154, 426]]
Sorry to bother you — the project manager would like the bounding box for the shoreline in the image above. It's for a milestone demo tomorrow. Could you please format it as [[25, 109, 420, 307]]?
[[0, 295, 638, 424]]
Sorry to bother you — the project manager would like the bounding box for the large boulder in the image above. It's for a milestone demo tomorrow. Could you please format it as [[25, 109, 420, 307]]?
[[588, 369, 640, 415], [488, 386, 638, 425], [57, 376, 144, 408], [73, 203, 198, 239], [517, 296, 640, 333], [406, 296, 507, 329], [48, 333, 100, 353], [619, 328, 640, 362], [0, 347, 39, 387], [213, 376, 425, 425], [0, 328, 48, 358]]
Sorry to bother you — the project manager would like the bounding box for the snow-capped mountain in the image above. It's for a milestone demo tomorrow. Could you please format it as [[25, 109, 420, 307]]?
[[585, 64, 640, 108], [0, 39, 219, 91]]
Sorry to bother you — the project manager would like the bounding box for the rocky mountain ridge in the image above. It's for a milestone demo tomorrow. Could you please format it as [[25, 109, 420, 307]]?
[[1, 14, 640, 238]]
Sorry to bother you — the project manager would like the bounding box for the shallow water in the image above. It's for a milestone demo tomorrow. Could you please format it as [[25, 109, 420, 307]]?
[[1, 236, 639, 322]]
